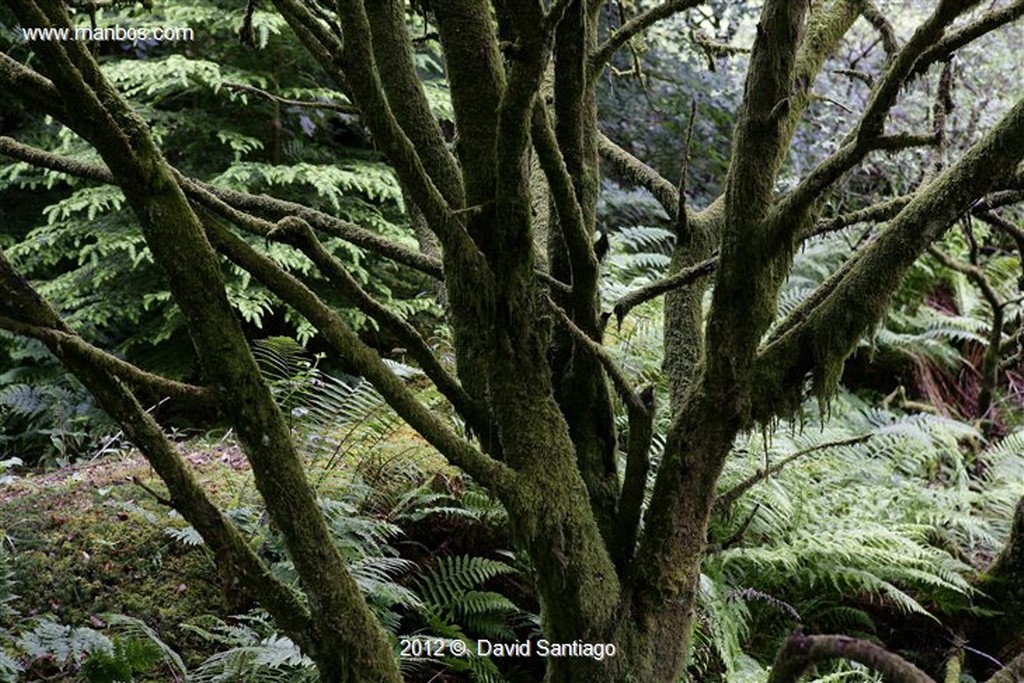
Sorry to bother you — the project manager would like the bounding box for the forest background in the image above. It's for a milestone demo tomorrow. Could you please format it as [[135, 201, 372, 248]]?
[[1, 0, 1024, 681]]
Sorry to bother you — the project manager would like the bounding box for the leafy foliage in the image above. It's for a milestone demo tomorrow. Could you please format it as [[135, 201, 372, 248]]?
[[0, 0, 438, 466], [185, 614, 317, 683], [0, 340, 118, 465], [595, 223, 1024, 680], [0, 610, 185, 683], [414, 555, 522, 642]]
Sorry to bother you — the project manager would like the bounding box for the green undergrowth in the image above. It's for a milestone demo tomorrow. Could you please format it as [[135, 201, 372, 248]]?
[[0, 416, 509, 682], [0, 448, 240, 673]]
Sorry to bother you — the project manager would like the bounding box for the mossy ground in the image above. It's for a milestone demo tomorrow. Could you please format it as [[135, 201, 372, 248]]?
[[0, 425, 465, 680], [0, 440, 256, 675]]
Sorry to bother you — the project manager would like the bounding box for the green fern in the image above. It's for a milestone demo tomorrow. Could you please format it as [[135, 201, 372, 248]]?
[[16, 619, 113, 673], [251, 336, 414, 475], [186, 614, 316, 683], [600, 225, 677, 305], [415, 555, 524, 642], [78, 636, 162, 683]]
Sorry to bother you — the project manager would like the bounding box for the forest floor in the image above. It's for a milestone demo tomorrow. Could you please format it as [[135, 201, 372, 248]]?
[[0, 425, 460, 680], [0, 439, 254, 674]]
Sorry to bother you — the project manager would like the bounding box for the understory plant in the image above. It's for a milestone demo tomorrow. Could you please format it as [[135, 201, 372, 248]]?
[[3, 0, 1024, 681]]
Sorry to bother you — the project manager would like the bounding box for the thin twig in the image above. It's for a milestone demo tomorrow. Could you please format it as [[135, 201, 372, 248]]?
[[590, 0, 705, 79], [131, 476, 174, 508], [716, 435, 872, 514], [224, 81, 359, 114]]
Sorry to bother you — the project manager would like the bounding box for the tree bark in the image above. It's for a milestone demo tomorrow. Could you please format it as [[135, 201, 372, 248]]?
[[974, 496, 1024, 664]]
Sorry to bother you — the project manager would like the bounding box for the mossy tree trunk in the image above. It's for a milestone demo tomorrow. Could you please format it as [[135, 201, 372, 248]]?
[[973, 496, 1024, 664], [3, 0, 1024, 682]]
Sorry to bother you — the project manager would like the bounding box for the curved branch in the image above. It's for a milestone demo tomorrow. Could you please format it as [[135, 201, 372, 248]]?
[[0, 316, 217, 414], [180, 186, 497, 445], [857, 1, 977, 142], [203, 218, 517, 498], [224, 82, 358, 114], [597, 131, 680, 218], [0, 135, 113, 182], [267, 216, 496, 447], [715, 435, 871, 516], [768, 630, 935, 683], [773, 132, 938, 231], [0, 53, 66, 119], [860, 0, 900, 56], [807, 195, 912, 238], [809, 184, 1023, 239], [193, 182, 447, 279], [544, 295, 641, 409], [0, 135, 447, 280], [590, 0, 705, 79], [753, 93, 1024, 420], [911, 0, 1024, 79]]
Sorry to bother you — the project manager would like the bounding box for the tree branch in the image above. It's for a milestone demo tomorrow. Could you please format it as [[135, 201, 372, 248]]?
[[808, 185, 1023, 240], [611, 256, 717, 324], [0, 135, 447, 281], [806, 194, 912, 238], [276, 0, 475, 254], [857, 0, 979, 143], [590, 0, 705, 79], [597, 131, 680, 218], [364, 0, 465, 209], [183, 184, 490, 436], [860, 0, 900, 56], [544, 296, 641, 409], [203, 218, 516, 498], [0, 52, 66, 119], [976, 210, 1024, 247], [224, 81, 359, 114], [715, 435, 871, 516], [266, 216, 497, 447], [753, 93, 1024, 420], [773, 132, 939, 231], [768, 630, 935, 683], [533, 103, 600, 320], [675, 98, 698, 233], [0, 315, 217, 414], [612, 392, 655, 572], [911, 0, 1024, 79], [928, 245, 1005, 416]]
